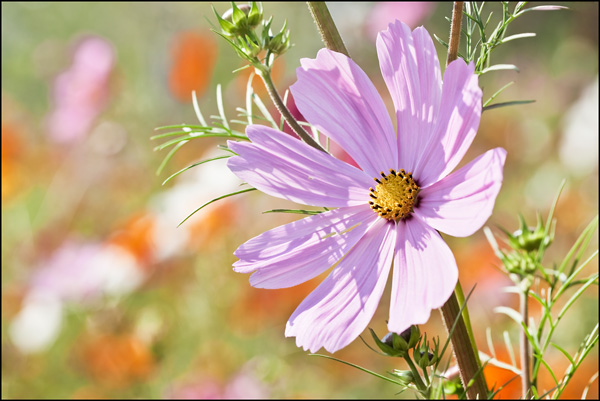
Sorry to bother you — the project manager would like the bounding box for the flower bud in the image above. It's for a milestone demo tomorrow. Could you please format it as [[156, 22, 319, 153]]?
[[506, 213, 553, 253], [264, 20, 291, 55], [391, 369, 414, 385], [216, 2, 263, 37], [370, 328, 406, 357]]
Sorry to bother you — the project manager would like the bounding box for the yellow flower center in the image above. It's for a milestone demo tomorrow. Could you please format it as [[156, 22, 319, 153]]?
[[369, 169, 420, 222]]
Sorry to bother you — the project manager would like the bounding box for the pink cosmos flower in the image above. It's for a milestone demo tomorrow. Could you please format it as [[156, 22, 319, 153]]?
[[227, 21, 506, 353]]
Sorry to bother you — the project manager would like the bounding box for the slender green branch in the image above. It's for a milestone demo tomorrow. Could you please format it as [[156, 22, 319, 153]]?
[[404, 354, 428, 394], [306, 2, 350, 57], [441, 289, 488, 399], [256, 66, 325, 152], [440, 4, 488, 400], [446, 1, 464, 65], [520, 289, 532, 398]]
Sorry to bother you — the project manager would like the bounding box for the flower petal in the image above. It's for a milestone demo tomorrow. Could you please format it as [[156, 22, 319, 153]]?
[[227, 125, 372, 208], [414, 59, 483, 187], [233, 205, 377, 289], [376, 21, 442, 173], [290, 49, 398, 178], [285, 219, 396, 353], [414, 147, 506, 237], [388, 217, 458, 333]]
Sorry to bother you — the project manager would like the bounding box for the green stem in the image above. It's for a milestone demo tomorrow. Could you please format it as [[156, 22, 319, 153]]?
[[306, 2, 350, 57], [440, 287, 488, 399], [440, 3, 488, 399], [404, 355, 429, 394], [454, 281, 484, 369], [256, 65, 325, 152], [520, 289, 532, 398]]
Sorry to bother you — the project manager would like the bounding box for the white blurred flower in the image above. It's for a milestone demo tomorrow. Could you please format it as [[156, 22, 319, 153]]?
[[559, 76, 599, 177], [149, 150, 243, 260], [9, 291, 63, 354]]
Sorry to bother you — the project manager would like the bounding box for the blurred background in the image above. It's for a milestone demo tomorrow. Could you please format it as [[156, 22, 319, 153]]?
[[1, 2, 597, 399]]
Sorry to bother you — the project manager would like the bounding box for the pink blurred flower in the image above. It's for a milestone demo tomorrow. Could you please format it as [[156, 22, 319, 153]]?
[[45, 36, 115, 143], [166, 370, 268, 399], [366, 2, 435, 41], [228, 21, 506, 353], [30, 240, 144, 302]]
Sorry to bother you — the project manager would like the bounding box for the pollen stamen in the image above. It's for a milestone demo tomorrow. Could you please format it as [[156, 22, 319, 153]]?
[[368, 169, 420, 222]]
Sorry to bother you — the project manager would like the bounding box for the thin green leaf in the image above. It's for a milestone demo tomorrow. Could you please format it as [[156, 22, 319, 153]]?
[[262, 209, 323, 215], [582, 372, 599, 399], [488, 374, 520, 399], [192, 90, 207, 126], [539, 180, 566, 263], [479, 351, 521, 374], [156, 140, 187, 176], [151, 128, 214, 140], [154, 133, 247, 151], [252, 93, 278, 128], [550, 343, 575, 365], [557, 274, 598, 320], [567, 216, 599, 277], [494, 306, 522, 324], [309, 353, 403, 386], [481, 64, 520, 74], [280, 89, 290, 131], [555, 215, 598, 283], [518, 5, 569, 15], [539, 357, 560, 389], [162, 156, 231, 186], [245, 71, 255, 125], [483, 81, 514, 107], [503, 330, 517, 368], [216, 84, 229, 130], [433, 33, 450, 49], [500, 32, 536, 43], [485, 327, 498, 360], [155, 124, 206, 131], [178, 188, 256, 227], [483, 100, 535, 112]]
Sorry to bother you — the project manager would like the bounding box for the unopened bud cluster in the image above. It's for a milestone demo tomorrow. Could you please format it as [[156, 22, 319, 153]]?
[[489, 214, 554, 284], [214, 2, 291, 63]]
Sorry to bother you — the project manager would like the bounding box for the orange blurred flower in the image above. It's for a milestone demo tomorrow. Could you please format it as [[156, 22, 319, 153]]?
[[108, 212, 156, 266], [2, 122, 26, 202], [78, 333, 154, 388], [168, 31, 217, 102]]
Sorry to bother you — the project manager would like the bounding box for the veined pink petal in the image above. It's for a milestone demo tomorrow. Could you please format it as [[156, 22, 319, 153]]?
[[376, 21, 442, 173], [290, 49, 397, 178], [414, 59, 482, 187], [414, 147, 507, 237], [388, 218, 458, 333], [285, 219, 396, 353], [233, 206, 377, 289], [227, 126, 372, 208]]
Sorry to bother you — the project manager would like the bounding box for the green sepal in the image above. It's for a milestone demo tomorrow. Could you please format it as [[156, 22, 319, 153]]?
[[247, 2, 262, 27], [368, 328, 406, 357]]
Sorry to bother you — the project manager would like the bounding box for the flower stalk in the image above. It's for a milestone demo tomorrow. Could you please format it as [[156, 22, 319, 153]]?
[[439, 2, 488, 400], [520, 288, 531, 398], [440, 284, 488, 399], [255, 65, 325, 152], [446, 1, 464, 65], [306, 2, 350, 57], [307, 2, 490, 396]]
